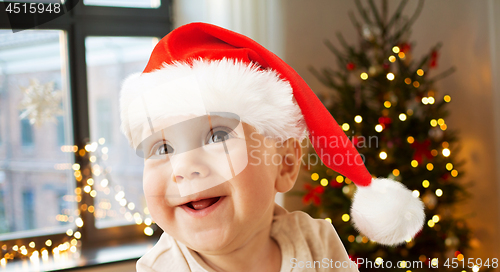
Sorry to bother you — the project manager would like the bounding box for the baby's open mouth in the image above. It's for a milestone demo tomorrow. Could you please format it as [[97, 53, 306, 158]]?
[[184, 197, 221, 210]]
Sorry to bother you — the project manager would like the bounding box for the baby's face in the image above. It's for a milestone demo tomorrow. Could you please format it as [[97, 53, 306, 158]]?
[[142, 114, 283, 253]]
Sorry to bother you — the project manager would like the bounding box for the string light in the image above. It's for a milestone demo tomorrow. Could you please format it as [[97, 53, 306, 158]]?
[[444, 95, 451, 102], [427, 97, 435, 104], [389, 56, 396, 62], [428, 220, 435, 227], [392, 46, 400, 53], [320, 178, 328, 187], [430, 119, 437, 127], [442, 148, 451, 157], [144, 227, 154, 236], [407, 136, 415, 144], [413, 81, 420, 88], [360, 72, 369, 80], [411, 160, 418, 167], [432, 215, 440, 223], [440, 124, 447, 130], [422, 180, 430, 188], [384, 101, 392, 108], [404, 78, 412, 84], [311, 173, 319, 181], [375, 124, 383, 132], [336, 175, 344, 183], [412, 190, 420, 197], [354, 115, 363, 123], [417, 69, 424, 76], [348, 235, 355, 242], [451, 170, 458, 177], [437, 118, 445, 126], [392, 169, 400, 176], [342, 123, 350, 131], [387, 73, 395, 81], [422, 97, 429, 104], [399, 113, 407, 121], [342, 214, 350, 222], [398, 52, 406, 59], [379, 151, 388, 160], [435, 189, 443, 197], [325, 218, 332, 223], [446, 163, 453, 171], [426, 163, 434, 171]]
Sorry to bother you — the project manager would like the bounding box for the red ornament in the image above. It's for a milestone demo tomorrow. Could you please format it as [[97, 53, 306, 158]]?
[[378, 116, 392, 129], [303, 184, 325, 206], [430, 50, 439, 68], [346, 62, 356, 71], [454, 251, 461, 257], [330, 179, 343, 188], [399, 42, 412, 53], [411, 139, 433, 164]]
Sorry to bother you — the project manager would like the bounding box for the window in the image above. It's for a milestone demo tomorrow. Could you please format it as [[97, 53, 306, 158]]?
[[0, 0, 172, 269]]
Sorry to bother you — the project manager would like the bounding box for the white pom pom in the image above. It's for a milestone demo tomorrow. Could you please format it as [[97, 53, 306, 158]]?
[[350, 178, 425, 246]]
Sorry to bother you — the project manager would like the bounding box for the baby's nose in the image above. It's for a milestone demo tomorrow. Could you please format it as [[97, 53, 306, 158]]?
[[171, 152, 210, 182]]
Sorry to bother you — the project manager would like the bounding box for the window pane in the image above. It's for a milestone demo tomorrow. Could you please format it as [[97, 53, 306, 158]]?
[[85, 36, 156, 229], [83, 0, 161, 9], [0, 30, 75, 237]]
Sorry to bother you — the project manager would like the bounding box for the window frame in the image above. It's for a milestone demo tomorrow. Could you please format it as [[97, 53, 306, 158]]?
[[0, 0, 170, 255]]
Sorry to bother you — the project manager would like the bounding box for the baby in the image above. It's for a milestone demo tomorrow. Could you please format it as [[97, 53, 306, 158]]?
[[119, 22, 424, 272]]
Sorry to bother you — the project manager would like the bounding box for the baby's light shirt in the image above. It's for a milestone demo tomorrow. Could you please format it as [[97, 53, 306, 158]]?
[[136, 204, 359, 272]]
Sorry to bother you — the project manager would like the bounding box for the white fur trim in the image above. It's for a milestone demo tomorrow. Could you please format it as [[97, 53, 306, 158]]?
[[350, 178, 425, 246], [119, 59, 307, 148]]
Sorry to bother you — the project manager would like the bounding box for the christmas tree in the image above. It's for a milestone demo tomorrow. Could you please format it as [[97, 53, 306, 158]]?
[[302, 1, 483, 271]]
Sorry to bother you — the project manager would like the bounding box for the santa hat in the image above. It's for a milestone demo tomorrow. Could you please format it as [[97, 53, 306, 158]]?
[[119, 22, 424, 246]]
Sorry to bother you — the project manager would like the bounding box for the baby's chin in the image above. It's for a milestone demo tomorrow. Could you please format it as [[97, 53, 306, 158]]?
[[177, 227, 238, 253]]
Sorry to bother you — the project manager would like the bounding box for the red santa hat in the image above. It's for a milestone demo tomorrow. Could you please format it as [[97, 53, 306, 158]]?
[[120, 22, 424, 246]]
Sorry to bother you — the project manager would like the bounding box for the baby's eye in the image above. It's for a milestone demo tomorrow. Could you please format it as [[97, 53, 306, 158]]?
[[151, 142, 174, 156], [207, 127, 233, 144]]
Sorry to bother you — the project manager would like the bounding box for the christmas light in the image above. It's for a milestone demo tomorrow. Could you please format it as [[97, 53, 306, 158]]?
[[87, 178, 94, 186], [325, 218, 332, 223], [442, 148, 451, 157], [392, 169, 400, 176], [375, 257, 383, 265], [427, 97, 435, 104], [144, 227, 154, 236], [342, 123, 350, 131], [440, 124, 447, 130], [392, 46, 400, 53], [413, 81, 420, 88], [399, 113, 407, 121], [398, 52, 406, 59], [348, 235, 355, 242], [435, 189, 443, 197], [336, 175, 344, 183], [451, 170, 458, 177], [101, 179, 109, 187], [472, 265, 479, 272], [428, 220, 435, 227], [400, 260, 407, 268], [444, 95, 451, 102], [426, 163, 434, 171], [360, 72, 368, 80], [379, 151, 388, 160], [412, 190, 420, 197], [432, 215, 440, 223], [375, 124, 383, 132], [29, 241, 35, 248], [411, 160, 418, 167], [66, 229, 73, 236], [102, 147, 108, 154], [45, 240, 52, 247], [457, 254, 464, 261], [389, 56, 396, 62], [422, 97, 429, 104], [407, 136, 415, 144], [422, 180, 429, 188], [128, 202, 136, 210], [72, 164, 80, 171], [98, 138, 106, 145], [430, 119, 437, 127], [89, 156, 97, 162], [311, 173, 319, 181], [446, 163, 453, 171], [342, 214, 350, 222], [84, 185, 91, 193], [384, 101, 392, 108], [74, 231, 81, 239], [437, 118, 445, 125], [417, 69, 424, 76], [354, 115, 363, 123], [75, 217, 84, 228], [405, 78, 412, 84], [431, 149, 438, 156], [387, 73, 395, 81], [90, 190, 97, 197], [407, 109, 414, 116]]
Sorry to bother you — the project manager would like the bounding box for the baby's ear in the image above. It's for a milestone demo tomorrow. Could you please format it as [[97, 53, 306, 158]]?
[[275, 138, 302, 193]]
